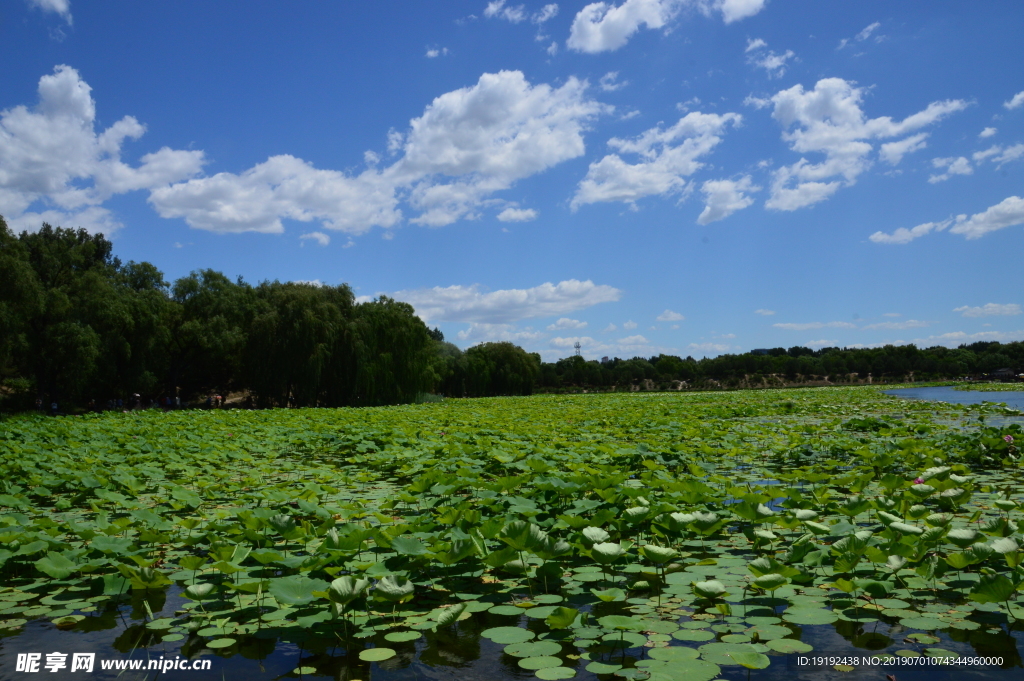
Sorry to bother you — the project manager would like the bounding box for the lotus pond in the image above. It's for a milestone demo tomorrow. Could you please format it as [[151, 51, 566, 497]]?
[[1, 386, 1024, 680]]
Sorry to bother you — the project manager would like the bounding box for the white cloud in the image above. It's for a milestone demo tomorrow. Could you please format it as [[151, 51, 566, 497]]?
[[928, 156, 972, 183], [150, 155, 400, 234], [765, 78, 968, 210], [619, 334, 650, 345], [773, 321, 856, 331], [754, 309, 775, 316], [547, 41, 559, 55], [390, 279, 621, 324], [154, 70, 605, 233], [991, 144, 1024, 168], [868, 218, 952, 244], [572, 111, 740, 208], [623, 320, 638, 329], [0, 65, 204, 236], [882, 312, 901, 317], [566, 0, 765, 54], [697, 175, 759, 224], [953, 303, 1022, 318], [687, 341, 733, 353], [548, 317, 588, 330], [974, 145, 1001, 162], [484, 1, 526, 23], [1004, 91, 1024, 110], [879, 132, 928, 165], [425, 47, 450, 58], [861, 319, 930, 330], [550, 335, 596, 348], [713, 0, 768, 24], [948, 196, 1024, 239], [567, 0, 681, 53], [292, 279, 324, 286], [602, 323, 618, 332], [532, 3, 559, 23], [745, 40, 795, 79], [805, 339, 838, 349], [656, 309, 685, 321], [29, 0, 71, 23], [497, 207, 538, 222], [599, 71, 628, 92], [838, 21, 882, 50], [457, 323, 545, 343], [979, 127, 997, 138], [909, 329, 1024, 347], [299, 231, 330, 246]]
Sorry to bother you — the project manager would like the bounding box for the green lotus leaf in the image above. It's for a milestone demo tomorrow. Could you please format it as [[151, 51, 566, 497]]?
[[692, 580, 728, 600], [269, 575, 329, 606], [358, 647, 396, 662]]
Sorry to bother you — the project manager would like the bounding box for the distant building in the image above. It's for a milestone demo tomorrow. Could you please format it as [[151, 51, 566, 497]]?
[[600, 356, 610, 364]]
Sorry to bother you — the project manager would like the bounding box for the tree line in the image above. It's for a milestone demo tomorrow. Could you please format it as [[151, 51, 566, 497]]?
[[538, 341, 1024, 392], [1, 218, 1019, 412], [0, 219, 541, 411]]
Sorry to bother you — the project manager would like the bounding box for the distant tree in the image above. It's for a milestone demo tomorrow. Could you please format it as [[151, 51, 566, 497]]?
[[464, 342, 541, 396]]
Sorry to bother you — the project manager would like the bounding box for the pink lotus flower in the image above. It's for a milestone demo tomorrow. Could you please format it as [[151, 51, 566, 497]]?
[[913, 477, 924, 484], [1005, 435, 1015, 443]]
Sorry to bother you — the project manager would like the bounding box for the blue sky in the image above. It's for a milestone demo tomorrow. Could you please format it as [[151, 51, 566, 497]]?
[[3, 0, 1023, 361]]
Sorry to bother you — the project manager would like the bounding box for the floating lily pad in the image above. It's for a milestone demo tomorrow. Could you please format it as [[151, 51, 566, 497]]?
[[648, 647, 700, 661], [899, 617, 946, 631], [766, 638, 813, 654], [384, 630, 422, 642], [490, 605, 526, 616], [207, 638, 235, 649], [504, 641, 563, 657], [782, 608, 838, 625], [359, 647, 396, 662], [519, 656, 563, 670], [535, 667, 576, 680], [672, 629, 715, 642], [482, 626, 535, 644]]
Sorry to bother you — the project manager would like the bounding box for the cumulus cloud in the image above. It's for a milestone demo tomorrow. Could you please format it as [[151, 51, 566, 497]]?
[[697, 175, 759, 224], [979, 127, 997, 138], [773, 321, 856, 331], [599, 71, 628, 92], [425, 47, 450, 58], [299, 231, 330, 246], [567, 0, 766, 54], [623, 320, 638, 329], [571, 111, 741, 208], [754, 309, 775, 316], [567, 0, 681, 53], [861, 319, 930, 330], [656, 309, 685, 321], [948, 196, 1024, 239], [548, 317, 588, 330], [879, 132, 929, 165], [953, 303, 1022, 318], [765, 78, 968, 210], [745, 39, 795, 79], [602, 323, 618, 332], [0, 65, 204, 236], [984, 144, 1024, 168], [484, 0, 526, 22], [928, 156, 972, 183], [1005, 91, 1024, 110], [868, 218, 952, 244], [871, 196, 1024, 243], [838, 21, 882, 50], [497, 207, 538, 222], [29, 0, 71, 23], [687, 341, 733, 353], [390, 279, 621, 324], [533, 3, 559, 23], [154, 70, 604, 233], [457, 323, 545, 343]]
